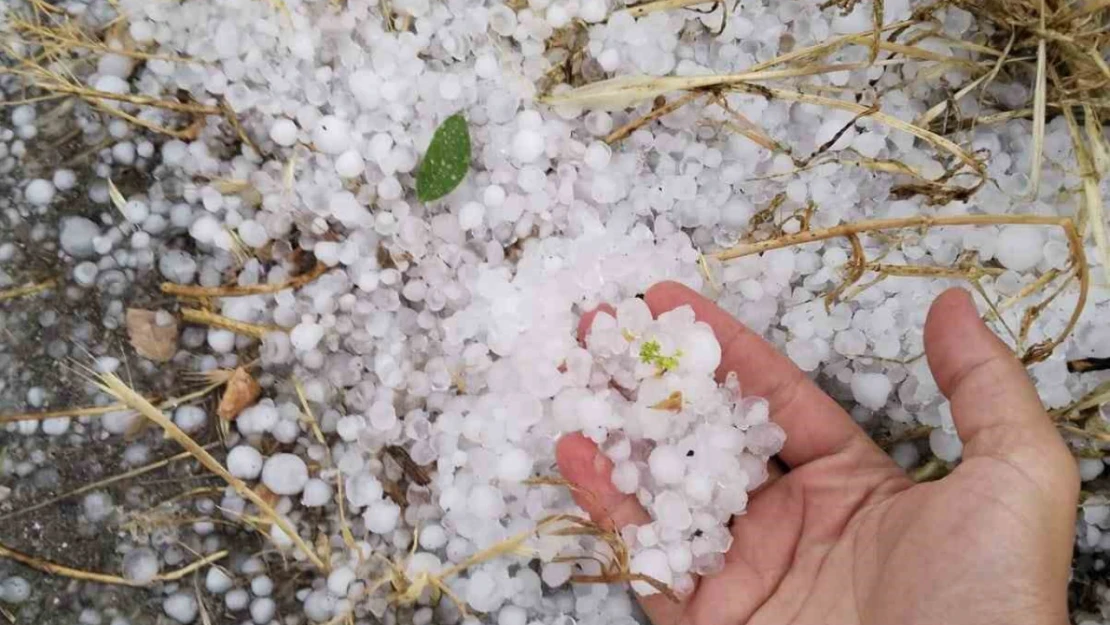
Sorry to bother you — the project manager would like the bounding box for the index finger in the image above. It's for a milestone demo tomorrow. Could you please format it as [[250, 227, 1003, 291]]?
[[645, 281, 883, 469]]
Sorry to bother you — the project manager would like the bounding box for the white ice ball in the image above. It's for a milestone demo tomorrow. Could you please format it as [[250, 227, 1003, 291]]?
[[261, 453, 309, 495], [312, 116, 351, 154], [995, 225, 1045, 272], [850, 372, 892, 410], [629, 548, 672, 595], [227, 445, 264, 480], [25, 179, 56, 206], [269, 119, 298, 147]]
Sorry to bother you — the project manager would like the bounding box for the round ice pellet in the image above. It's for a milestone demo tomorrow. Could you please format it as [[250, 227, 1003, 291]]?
[[850, 372, 892, 410], [173, 405, 207, 433], [312, 115, 350, 154], [459, 201, 485, 231], [261, 453, 309, 495], [511, 129, 545, 162], [205, 567, 234, 594], [335, 150, 364, 178], [25, 179, 56, 206], [227, 445, 264, 479], [995, 225, 1045, 272], [269, 119, 299, 147], [648, 445, 685, 484], [163, 593, 198, 624], [122, 548, 159, 584], [629, 549, 672, 595], [928, 428, 963, 462]]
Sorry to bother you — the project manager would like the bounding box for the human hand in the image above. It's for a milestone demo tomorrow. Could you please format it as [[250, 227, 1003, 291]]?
[[556, 282, 1078, 625]]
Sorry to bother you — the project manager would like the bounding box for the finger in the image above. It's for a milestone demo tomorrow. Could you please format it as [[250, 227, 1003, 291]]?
[[924, 289, 1076, 484], [555, 433, 688, 625], [644, 281, 885, 469]]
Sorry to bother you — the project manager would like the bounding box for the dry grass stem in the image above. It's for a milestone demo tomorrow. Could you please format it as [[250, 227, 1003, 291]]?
[[713, 214, 1089, 364], [0, 379, 223, 425], [180, 308, 282, 339], [92, 372, 328, 572], [0, 279, 57, 302], [604, 91, 704, 144], [162, 263, 328, 298], [0, 541, 227, 587]]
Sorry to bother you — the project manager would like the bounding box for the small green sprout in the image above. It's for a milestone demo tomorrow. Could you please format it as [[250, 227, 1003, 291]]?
[[639, 339, 682, 374]]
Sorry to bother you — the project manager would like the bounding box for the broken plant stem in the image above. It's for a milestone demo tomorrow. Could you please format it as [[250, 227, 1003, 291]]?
[[713, 215, 1073, 260], [0, 541, 227, 587], [713, 214, 1088, 364], [93, 373, 328, 572], [181, 308, 282, 339], [0, 279, 56, 302], [605, 91, 704, 144], [162, 263, 328, 298], [0, 379, 223, 425]]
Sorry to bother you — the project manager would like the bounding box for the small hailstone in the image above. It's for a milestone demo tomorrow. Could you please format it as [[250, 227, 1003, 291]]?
[[850, 372, 892, 410], [227, 445, 264, 479], [498, 606, 528, 625], [11, 105, 35, 126], [42, 417, 71, 436], [327, 567, 356, 597], [335, 150, 364, 178], [83, 491, 114, 522], [648, 445, 685, 485], [205, 567, 234, 594], [60, 217, 100, 258], [468, 484, 506, 519], [301, 478, 333, 507], [269, 119, 299, 147], [611, 461, 639, 494], [173, 405, 207, 433], [207, 329, 236, 353], [304, 590, 335, 622], [0, 577, 30, 603], [890, 442, 920, 469], [225, 589, 249, 611], [122, 548, 159, 584], [312, 116, 350, 154], [629, 549, 673, 596], [541, 561, 572, 587], [291, 322, 325, 351], [364, 500, 401, 533], [995, 225, 1045, 272], [511, 128, 545, 162], [24, 178, 55, 206], [583, 142, 611, 171], [459, 201, 485, 231], [261, 453, 309, 495], [250, 575, 273, 597], [163, 593, 198, 624], [419, 524, 448, 550], [249, 597, 276, 624], [53, 169, 77, 191], [929, 428, 963, 462], [496, 447, 532, 482], [1079, 458, 1105, 482]]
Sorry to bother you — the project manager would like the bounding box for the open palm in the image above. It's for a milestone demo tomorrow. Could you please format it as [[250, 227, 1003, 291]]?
[[557, 282, 1078, 625]]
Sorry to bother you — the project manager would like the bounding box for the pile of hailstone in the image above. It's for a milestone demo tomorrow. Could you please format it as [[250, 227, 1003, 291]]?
[[580, 300, 785, 591]]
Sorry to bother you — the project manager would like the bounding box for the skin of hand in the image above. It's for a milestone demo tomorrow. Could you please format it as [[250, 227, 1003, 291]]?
[[556, 281, 1079, 625]]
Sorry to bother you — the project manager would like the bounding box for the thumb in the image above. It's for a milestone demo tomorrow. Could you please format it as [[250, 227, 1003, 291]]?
[[555, 433, 689, 625], [923, 288, 1077, 490]]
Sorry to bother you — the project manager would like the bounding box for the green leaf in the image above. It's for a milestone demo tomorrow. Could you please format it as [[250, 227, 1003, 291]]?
[[416, 113, 471, 202]]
